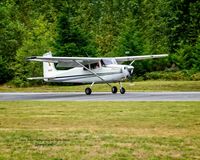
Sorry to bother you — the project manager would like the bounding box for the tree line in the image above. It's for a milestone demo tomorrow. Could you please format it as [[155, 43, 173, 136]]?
[[0, 0, 200, 86]]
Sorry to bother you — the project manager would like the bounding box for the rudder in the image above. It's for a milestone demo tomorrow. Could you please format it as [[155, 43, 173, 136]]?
[[43, 52, 57, 78]]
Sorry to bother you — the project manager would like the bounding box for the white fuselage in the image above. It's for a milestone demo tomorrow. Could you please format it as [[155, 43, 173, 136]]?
[[45, 64, 133, 84]]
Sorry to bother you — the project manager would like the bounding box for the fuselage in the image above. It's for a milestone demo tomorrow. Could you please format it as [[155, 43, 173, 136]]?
[[45, 64, 134, 84]]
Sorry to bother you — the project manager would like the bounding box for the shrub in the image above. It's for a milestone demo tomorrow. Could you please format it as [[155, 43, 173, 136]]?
[[192, 73, 200, 81], [143, 71, 200, 81]]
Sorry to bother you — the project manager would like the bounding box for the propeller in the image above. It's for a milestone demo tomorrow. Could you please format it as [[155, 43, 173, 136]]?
[[122, 65, 134, 78]]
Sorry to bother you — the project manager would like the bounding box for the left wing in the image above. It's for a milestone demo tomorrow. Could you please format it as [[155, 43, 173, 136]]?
[[27, 56, 101, 67]]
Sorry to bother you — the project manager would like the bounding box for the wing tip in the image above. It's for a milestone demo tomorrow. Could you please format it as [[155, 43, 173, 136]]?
[[26, 56, 37, 61]]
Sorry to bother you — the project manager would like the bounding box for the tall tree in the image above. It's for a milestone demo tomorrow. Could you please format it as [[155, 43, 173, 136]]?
[[0, 0, 23, 83], [54, 4, 96, 57]]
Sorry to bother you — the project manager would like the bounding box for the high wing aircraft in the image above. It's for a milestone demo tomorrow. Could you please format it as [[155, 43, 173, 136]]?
[[27, 52, 168, 95]]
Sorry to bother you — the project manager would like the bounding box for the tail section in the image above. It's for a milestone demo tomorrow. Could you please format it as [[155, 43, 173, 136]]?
[[43, 52, 57, 79]]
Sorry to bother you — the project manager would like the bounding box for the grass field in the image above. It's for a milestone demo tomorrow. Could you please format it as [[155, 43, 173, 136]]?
[[0, 101, 199, 159], [1, 81, 200, 92]]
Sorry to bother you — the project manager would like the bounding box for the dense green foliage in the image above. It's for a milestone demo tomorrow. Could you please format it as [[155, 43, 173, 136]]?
[[0, 0, 200, 86]]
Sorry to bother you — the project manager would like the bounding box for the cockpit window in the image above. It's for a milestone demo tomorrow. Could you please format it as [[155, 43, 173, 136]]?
[[83, 64, 90, 70], [90, 62, 99, 69], [83, 62, 100, 70], [102, 59, 117, 65]]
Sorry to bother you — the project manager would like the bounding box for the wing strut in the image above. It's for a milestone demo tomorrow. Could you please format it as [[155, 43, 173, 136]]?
[[73, 60, 112, 87], [129, 60, 135, 65]]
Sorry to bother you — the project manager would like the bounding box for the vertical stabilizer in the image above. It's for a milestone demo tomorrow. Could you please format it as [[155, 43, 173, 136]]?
[[43, 52, 57, 79]]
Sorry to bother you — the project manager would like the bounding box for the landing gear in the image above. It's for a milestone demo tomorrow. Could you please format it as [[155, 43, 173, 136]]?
[[119, 82, 126, 94], [111, 86, 118, 94], [85, 87, 92, 95], [111, 85, 125, 94], [84, 82, 126, 95], [85, 82, 94, 95], [120, 87, 125, 94]]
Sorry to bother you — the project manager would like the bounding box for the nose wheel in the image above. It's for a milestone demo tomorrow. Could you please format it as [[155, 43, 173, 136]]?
[[119, 82, 126, 94], [120, 87, 125, 94]]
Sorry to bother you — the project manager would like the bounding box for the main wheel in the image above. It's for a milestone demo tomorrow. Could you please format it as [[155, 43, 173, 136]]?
[[85, 87, 92, 95], [111, 86, 118, 94], [120, 87, 126, 94]]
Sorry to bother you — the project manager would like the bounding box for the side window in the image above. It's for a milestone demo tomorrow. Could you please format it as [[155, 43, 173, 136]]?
[[83, 64, 90, 70], [91, 62, 99, 69], [83, 62, 100, 70], [102, 59, 117, 65]]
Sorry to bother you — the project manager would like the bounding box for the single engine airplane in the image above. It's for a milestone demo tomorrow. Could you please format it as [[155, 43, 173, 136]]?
[[27, 52, 168, 95]]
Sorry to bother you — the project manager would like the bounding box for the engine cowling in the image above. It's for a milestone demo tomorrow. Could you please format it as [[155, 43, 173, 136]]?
[[122, 65, 134, 78]]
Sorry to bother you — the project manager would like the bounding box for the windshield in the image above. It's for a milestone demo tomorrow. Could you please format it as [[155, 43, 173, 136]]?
[[102, 58, 117, 65]]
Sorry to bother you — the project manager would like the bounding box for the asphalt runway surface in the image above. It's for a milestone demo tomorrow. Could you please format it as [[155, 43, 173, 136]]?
[[0, 92, 200, 101]]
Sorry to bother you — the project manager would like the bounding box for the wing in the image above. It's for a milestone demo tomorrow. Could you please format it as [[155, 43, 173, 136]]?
[[27, 53, 168, 67], [115, 54, 168, 64], [27, 56, 102, 67]]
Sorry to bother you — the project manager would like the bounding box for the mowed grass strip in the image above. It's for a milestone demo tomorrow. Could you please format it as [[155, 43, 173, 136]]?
[[0, 101, 199, 159], [1, 81, 200, 92]]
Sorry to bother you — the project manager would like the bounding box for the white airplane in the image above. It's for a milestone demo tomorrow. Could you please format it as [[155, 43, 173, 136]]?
[[27, 52, 168, 95]]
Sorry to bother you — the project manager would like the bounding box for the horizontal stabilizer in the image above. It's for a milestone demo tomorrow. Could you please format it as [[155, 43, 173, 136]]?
[[27, 77, 55, 80]]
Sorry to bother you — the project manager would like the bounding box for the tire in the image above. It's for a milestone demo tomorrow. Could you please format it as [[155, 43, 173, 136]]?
[[85, 87, 92, 95], [111, 86, 118, 94], [120, 87, 125, 94]]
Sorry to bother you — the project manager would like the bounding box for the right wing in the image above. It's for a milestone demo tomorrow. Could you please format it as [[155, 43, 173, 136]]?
[[115, 54, 168, 64]]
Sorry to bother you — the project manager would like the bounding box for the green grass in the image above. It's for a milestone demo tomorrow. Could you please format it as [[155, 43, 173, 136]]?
[[0, 101, 200, 159], [1, 80, 200, 92]]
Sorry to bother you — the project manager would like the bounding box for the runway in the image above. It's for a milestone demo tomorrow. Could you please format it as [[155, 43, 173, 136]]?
[[0, 92, 200, 101]]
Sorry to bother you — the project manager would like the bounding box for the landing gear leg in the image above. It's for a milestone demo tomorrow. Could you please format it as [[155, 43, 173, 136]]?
[[85, 82, 95, 95], [119, 82, 126, 94]]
